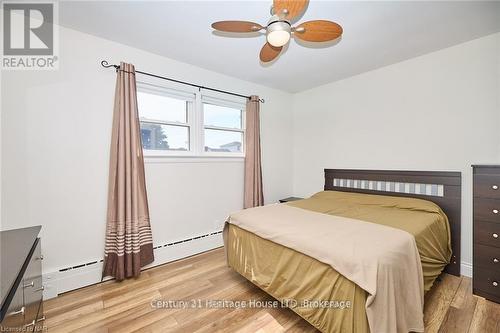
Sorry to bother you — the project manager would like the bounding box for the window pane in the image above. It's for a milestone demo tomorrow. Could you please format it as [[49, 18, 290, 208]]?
[[140, 122, 189, 151], [204, 129, 242, 153], [203, 103, 242, 129], [138, 91, 187, 123]]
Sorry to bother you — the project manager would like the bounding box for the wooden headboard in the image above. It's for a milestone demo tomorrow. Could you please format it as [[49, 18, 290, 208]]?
[[324, 169, 462, 276]]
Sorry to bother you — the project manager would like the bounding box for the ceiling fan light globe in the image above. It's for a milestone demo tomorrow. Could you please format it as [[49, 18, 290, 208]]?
[[267, 30, 290, 47], [266, 21, 291, 47]]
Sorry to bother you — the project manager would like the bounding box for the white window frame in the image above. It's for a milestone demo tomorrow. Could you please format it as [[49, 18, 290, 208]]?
[[201, 95, 246, 158], [137, 82, 196, 157], [136, 81, 247, 159]]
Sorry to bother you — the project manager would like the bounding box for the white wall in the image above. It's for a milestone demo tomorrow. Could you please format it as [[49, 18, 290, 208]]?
[[1, 25, 293, 274], [292, 33, 500, 274]]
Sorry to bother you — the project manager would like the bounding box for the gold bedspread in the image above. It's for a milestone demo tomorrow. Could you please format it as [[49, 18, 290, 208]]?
[[226, 191, 451, 333]]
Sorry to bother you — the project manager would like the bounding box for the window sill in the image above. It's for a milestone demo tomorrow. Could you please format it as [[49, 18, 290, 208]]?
[[144, 155, 245, 164]]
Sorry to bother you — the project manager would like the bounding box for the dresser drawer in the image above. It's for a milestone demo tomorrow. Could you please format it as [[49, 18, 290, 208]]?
[[474, 175, 500, 199], [474, 198, 500, 224], [473, 267, 500, 298], [474, 243, 500, 272], [474, 221, 500, 248]]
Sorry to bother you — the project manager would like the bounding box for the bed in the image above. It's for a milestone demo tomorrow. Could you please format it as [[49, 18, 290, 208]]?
[[224, 169, 461, 333]]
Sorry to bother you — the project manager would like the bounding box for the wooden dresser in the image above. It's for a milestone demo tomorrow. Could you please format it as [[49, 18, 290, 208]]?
[[0, 226, 45, 330], [472, 165, 500, 303]]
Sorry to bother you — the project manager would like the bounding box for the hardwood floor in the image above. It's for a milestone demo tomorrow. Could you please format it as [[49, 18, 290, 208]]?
[[43, 248, 500, 333]]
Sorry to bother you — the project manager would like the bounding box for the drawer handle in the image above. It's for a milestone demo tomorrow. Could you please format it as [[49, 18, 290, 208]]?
[[494, 258, 499, 263], [493, 281, 498, 287], [36, 255, 44, 261], [493, 185, 499, 190], [23, 280, 34, 288], [494, 209, 499, 214], [8, 306, 25, 316], [23, 320, 36, 328], [36, 315, 46, 322], [494, 233, 499, 239], [34, 286, 45, 292]]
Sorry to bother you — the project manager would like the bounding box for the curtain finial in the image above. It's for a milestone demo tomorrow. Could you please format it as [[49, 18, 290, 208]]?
[[249, 95, 264, 103]]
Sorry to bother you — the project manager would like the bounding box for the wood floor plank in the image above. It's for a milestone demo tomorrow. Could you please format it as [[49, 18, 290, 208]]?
[[47, 290, 161, 332], [107, 304, 177, 333], [423, 274, 462, 333], [235, 312, 285, 333], [258, 307, 311, 331], [171, 285, 265, 332], [42, 248, 500, 333], [287, 319, 321, 333], [193, 306, 264, 333], [44, 299, 104, 327], [438, 277, 478, 333], [97, 302, 159, 333], [169, 280, 252, 326], [468, 298, 500, 333]]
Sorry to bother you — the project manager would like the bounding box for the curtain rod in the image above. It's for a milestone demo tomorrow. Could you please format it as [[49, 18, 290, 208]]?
[[100, 60, 264, 103]]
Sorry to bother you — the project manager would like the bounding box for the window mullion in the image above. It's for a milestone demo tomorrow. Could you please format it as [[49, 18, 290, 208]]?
[[194, 91, 203, 155]]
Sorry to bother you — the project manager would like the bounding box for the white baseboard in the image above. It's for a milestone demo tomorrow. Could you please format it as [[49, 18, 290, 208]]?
[[461, 261, 472, 277], [43, 231, 223, 300]]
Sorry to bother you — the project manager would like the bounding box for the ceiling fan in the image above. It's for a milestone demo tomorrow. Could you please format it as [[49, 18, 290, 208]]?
[[211, 0, 343, 63]]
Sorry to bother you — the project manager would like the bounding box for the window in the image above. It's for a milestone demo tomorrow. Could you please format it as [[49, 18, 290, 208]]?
[[137, 83, 246, 157], [137, 90, 192, 153], [203, 102, 244, 154]]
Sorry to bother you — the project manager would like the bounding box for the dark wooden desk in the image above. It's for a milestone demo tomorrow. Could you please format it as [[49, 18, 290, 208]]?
[[0, 226, 44, 330]]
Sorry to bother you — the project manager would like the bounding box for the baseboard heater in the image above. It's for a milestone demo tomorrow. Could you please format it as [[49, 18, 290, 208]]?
[[57, 230, 223, 273], [43, 230, 223, 299], [152, 230, 223, 251]]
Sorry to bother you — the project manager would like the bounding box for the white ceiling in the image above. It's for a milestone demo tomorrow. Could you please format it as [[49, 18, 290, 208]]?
[[59, 1, 500, 93]]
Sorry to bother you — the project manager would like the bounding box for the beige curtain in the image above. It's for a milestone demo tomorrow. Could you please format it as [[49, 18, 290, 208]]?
[[244, 96, 264, 208], [103, 62, 154, 281]]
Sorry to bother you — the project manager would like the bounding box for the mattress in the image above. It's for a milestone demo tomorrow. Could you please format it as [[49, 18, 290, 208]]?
[[225, 190, 451, 333]]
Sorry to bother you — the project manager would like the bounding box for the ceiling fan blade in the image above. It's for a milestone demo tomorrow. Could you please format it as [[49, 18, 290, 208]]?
[[260, 43, 282, 62], [273, 0, 309, 21], [211, 21, 263, 33], [294, 20, 343, 42]]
